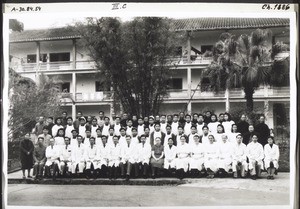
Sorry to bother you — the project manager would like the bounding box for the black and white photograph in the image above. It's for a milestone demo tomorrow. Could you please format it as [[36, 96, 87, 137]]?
[[2, 2, 298, 209]]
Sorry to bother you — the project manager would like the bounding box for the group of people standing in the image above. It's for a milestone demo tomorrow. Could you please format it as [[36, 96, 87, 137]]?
[[19, 110, 279, 181]]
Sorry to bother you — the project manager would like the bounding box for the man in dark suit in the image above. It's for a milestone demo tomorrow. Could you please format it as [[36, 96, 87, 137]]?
[[255, 115, 270, 146]]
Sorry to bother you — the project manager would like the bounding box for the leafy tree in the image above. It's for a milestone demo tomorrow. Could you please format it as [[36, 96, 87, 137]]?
[[76, 17, 181, 116], [9, 19, 24, 32], [8, 69, 62, 141]]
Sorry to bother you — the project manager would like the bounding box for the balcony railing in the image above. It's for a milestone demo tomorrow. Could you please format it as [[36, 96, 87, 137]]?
[[166, 86, 290, 100], [58, 91, 112, 103], [10, 60, 96, 72], [169, 56, 213, 66]]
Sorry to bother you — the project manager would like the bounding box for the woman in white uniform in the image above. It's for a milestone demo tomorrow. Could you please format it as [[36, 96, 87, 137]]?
[[222, 113, 235, 133], [207, 114, 220, 134], [164, 137, 177, 176], [175, 135, 190, 179], [264, 136, 280, 180], [214, 124, 225, 143], [204, 134, 219, 178], [189, 135, 205, 177], [217, 134, 233, 177]]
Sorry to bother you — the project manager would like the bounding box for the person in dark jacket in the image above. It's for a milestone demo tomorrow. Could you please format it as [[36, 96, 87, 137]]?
[[20, 133, 35, 179], [243, 125, 258, 145], [255, 115, 270, 146], [237, 114, 249, 137], [33, 137, 46, 180]]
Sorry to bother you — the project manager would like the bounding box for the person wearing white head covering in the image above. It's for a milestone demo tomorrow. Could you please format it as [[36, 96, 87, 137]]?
[[217, 134, 233, 176], [204, 134, 219, 178], [232, 134, 248, 178], [189, 135, 205, 177]]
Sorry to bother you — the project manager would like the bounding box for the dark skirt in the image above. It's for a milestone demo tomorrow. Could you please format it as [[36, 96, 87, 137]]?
[[150, 158, 164, 168], [20, 154, 34, 169]]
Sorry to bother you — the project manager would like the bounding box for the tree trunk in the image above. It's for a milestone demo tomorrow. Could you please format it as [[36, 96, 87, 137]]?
[[244, 87, 254, 112]]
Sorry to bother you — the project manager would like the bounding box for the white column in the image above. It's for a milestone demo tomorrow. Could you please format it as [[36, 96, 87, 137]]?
[[72, 39, 77, 69], [186, 31, 192, 114], [72, 72, 77, 119], [35, 42, 40, 85]]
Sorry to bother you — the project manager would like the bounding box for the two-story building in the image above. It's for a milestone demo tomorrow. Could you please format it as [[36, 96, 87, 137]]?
[[9, 17, 290, 136]]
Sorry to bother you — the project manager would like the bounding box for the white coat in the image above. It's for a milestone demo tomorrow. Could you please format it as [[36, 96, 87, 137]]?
[[189, 143, 205, 171], [126, 126, 133, 136], [108, 143, 122, 167], [264, 144, 280, 169], [204, 142, 219, 172], [59, 144, 72, 172], [84, 144, 101, 170], [102, 124, 110, 136], [217, 141, 233, 172], [121, 143, 139, 164], [207, 122, 220, 134], [232, 142, 248, 172], [228, 132, 241, 144], [54, 136, 65, 146], [107, 135, 114, 146], [52, 125, 64, 137], [71, 143, 86, 173], [201, 134, 210, 144], [171, 122, 179, 135], [137, 124, 145, 136], [164, 145, 177, 169], [137, 142, 152, 164], [114, 124, 121, 136], [95, 137, 104, 148], [65, 125, 75, 139], [188, 133, 198, 146], [161, 123, 167, 134], [118, 135, 127, 148], [97, 143, 110, 167], [184, 122, 192, 135], [131, 136, 140, 145], [45, 145, 60, 166], [90, 125, 99, 138], [196, 123, 205, 136], [246, 142, 264, 169], [78, 124, 87, 138], [222, 121, 235, 133], [175, 143, 190, 172]]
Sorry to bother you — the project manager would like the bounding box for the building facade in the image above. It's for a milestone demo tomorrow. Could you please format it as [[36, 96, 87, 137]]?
[[9, 17, 290, 136]]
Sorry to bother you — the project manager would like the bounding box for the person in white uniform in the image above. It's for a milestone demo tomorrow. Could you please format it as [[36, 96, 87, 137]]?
[[164, 125, 177, 146], [78, 117, 88, 139], [217, 134, 233, 177], [64, 117, 75, 139], [163, 137, 177, 176], [71, 135, 86, 176], [45, 138, 60, 179], [137, 118, 145, 136], [184, 114, 192, 135], [189, 135, 205, 177], [102, 117, 111, 136], [207, 114, 220, 134], [137, 134, 152, 178], [188, 125, 198, 146], [120, 135, 139, 180], [108, 135, 122, 179], [113, 117, 122, 136], [59, 137, 72, 177], [229, 124, 241, 144], [264, 136, 280, 180], [95, 129, 104, 148], [175, 135, 190, 179], [232, 134, 248, 178], [84, 137, 101, 179], [131, 127, 140, 145], [118, 127, 127, 148], [214, 124, 225, 143], [176, 126, 187, 147], [107, 127, 115, 146], [160, 115, 168, 134], [246, 134, 264, 180], [200, 126, 210, 144], [54, 128, 65, 147], [83, 129, 92, 147], [222, 113, 235, 134], [52, 118, 64, 138], [90, 118, 99, 138], [204, 134, 219, 178], [171, 114, 179, 135]]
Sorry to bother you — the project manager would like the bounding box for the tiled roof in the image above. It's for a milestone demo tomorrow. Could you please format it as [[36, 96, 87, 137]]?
[[10, 27, 81, 43], [172, 17, 289, 31], [9, 18, 289, 42]]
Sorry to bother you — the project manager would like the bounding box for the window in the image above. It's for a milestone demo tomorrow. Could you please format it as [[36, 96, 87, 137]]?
[[61, 82, 70, 93], [201, 45, 213, 53], [27, 54, 47, 63], [49, 52, 70, 62], [95, 81, 110, 92], [167, 78, 182, 90]]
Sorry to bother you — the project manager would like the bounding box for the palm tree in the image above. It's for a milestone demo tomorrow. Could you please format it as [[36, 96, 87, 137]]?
[[205, 29, 289, 113], [204, 33, 241, 112]]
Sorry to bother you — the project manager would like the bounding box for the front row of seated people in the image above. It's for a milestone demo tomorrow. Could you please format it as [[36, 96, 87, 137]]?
[[33, 130, 279, 181]]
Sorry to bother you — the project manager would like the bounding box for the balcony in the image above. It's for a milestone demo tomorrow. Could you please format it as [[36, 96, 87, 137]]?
[[165, 86, 290, 100], [59, 91, 113, 103], [10, 60, 96, 73], [169, 56, 213, 66]]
